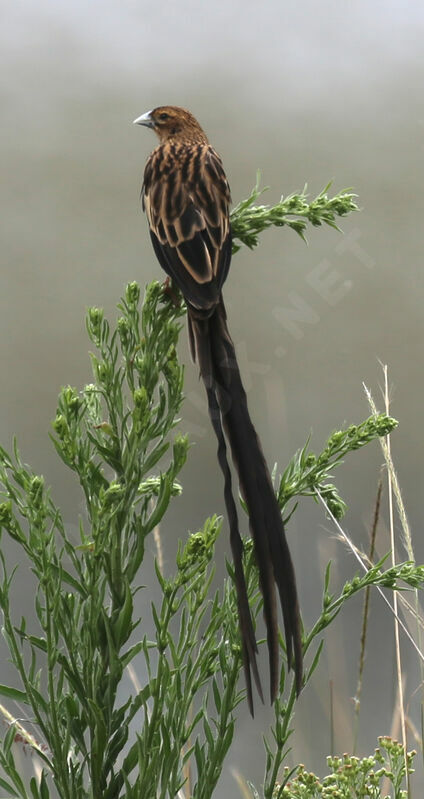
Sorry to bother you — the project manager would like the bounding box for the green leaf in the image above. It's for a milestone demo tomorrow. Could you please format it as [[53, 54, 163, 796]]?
[[120, 642, 143, 669], [212, 677, 221, 714], [112, 579, 133, 649], [38, 773, 50, 799], [0, 685, 28, 703], [306, 640, 324, 681], [0, 777, 19, 797]]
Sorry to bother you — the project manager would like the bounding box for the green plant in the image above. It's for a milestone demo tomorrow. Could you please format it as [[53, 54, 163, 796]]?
[[230, 178, 358, 250], [0, 182, 421, 798], [274, 737, 415, 799]]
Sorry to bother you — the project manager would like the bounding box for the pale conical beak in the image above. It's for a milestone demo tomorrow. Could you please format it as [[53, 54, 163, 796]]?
[[133, 110, 154, 128]]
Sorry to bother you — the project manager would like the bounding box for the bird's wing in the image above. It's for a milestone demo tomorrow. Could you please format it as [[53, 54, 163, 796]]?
[[143, 144, 232, 310]]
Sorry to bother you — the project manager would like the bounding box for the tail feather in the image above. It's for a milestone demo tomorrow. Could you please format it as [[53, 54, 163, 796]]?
[[189, 309, 263, 714], [188, 300, 303, 709]]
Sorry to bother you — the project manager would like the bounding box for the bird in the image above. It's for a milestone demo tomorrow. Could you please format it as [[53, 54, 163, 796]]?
[[134, 105, 303, 714]]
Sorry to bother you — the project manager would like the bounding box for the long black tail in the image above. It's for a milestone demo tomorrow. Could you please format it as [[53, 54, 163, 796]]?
[[188, 299, 303, 713]]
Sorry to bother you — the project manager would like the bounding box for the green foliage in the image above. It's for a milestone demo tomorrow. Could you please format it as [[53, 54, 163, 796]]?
[[259, 555, 422, 799], [0, 281, 263, 798], [0, 183, 420, 797], [0, 282, 190, 798], [122, 514, 251, 799], [277, 738, 415, 799], [278, 414, 398, 521], [230, 177, 359, 251]]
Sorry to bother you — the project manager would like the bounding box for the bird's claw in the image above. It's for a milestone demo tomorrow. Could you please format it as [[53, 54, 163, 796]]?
[[162, 276, 182, 308]]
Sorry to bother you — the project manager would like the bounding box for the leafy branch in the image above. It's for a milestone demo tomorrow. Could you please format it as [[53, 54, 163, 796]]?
[[276, 737, 415, 799], [260, 557, 421, 799], [278, 414, 398, 522], [230, 177, 359, 251]]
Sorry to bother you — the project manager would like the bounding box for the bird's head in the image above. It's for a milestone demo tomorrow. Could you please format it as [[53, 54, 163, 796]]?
[[133, 106, 208, 144]]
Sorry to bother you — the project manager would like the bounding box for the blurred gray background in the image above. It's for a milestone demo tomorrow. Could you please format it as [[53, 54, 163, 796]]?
[[1, 0, 424, 794]]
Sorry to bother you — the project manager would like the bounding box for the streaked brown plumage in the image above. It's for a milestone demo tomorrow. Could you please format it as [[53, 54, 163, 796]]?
[[134, 105, 303, 713]]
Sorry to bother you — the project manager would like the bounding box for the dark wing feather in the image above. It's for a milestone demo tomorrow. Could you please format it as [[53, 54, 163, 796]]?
[[149, 229, 224, 311], [143, 144, 232, 310]]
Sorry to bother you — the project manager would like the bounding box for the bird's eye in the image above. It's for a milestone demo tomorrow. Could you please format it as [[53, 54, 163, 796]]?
[[159, 112, 169, 121]]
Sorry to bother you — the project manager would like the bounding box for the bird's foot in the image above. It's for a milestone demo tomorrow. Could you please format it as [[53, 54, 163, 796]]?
[[162, 277, 182, 308]]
